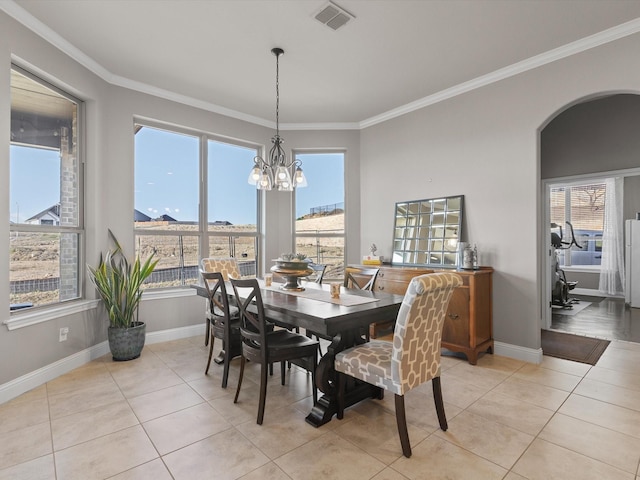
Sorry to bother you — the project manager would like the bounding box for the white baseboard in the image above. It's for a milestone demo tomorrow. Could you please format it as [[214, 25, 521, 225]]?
[[572, 287, 624, 298], [1, 326, 540, 405], [0, 323, 206, 405], [494, 341, 543, 364]]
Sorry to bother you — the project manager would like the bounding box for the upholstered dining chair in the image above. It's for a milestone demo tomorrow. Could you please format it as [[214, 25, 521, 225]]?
[[200, 257, 241, 346], [334, 272, 462, 458], [201, 270, 242, 388], [230, 278, 319, 425]]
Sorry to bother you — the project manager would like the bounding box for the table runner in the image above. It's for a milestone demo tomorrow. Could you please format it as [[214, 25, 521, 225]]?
[[264, 285, 380, 306]]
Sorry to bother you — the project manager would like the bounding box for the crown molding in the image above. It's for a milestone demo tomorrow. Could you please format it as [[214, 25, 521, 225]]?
[[108, 73, 274, 129], [360, 17, 640, 129], [3, 0, 640, 132]]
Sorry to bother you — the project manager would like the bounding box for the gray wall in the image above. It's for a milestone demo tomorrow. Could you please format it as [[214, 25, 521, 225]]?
[[4, 8, 640, 387], [541, 94, 640, 180], [0, 10, 360, 387], [359, 32, 640, 351]]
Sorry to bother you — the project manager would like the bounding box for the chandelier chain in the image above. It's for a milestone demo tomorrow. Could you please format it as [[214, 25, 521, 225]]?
[[275, 51, 280, 137]]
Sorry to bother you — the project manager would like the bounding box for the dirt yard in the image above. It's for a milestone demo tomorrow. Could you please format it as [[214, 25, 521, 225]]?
[[10, 212, 345, 305]]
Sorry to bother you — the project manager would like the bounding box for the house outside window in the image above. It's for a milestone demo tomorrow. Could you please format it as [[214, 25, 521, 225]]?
[[294, 152, 345, 280], [134, 123, 260, 287], [9, 66, 83, 310]]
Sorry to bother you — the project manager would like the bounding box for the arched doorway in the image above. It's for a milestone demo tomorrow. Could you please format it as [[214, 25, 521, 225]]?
[[540, 93, 640, 343]]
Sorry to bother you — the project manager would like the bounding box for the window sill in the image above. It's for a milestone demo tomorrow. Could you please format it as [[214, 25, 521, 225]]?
[[140, 287, 198, 301], [4, 299, 100, 331], [4, 288, 198, 331], [561, 265, 601, 273]]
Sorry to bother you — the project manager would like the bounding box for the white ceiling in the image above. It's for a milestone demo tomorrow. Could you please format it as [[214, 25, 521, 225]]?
[[5, 0, 640, 129]]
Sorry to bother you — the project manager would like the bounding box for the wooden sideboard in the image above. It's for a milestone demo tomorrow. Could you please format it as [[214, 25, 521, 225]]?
[[355, 264, 494, 365]]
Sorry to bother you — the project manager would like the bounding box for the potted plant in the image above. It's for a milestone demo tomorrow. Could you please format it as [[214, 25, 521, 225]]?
[[88, 230, 158, 361]]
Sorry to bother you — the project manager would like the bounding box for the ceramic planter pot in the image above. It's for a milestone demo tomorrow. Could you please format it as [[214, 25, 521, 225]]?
[[108, 321, 146, 361]]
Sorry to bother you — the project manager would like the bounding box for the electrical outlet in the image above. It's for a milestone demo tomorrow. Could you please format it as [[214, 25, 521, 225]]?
[[59, 327, 69, 342]]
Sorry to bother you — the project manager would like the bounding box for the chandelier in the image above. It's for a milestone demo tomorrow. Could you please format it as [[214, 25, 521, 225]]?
[[247, 48, 307, 191]]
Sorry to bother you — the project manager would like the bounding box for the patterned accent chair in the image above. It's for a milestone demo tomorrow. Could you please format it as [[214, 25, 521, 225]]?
[[200, 258, 242, 346], [334, 272, 462, 458], [201, 257, 241, 280]]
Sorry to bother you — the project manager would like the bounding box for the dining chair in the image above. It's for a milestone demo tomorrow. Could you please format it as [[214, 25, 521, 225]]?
[[344, 266, 381, 340], [304, 263, 328, 351], [201, 270, 242, 388], [230, 278, 319, 425], [343, 266, 379, 291], [334, 272, 462, 458], [308, 263, 327, 284], [201, 257, 241, 346]]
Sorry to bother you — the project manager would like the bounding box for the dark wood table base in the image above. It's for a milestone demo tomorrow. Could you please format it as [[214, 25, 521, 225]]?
[[305, 330, 382, 427]]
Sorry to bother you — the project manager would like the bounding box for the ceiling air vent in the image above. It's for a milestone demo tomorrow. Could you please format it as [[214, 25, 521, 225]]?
[[314, 1, 355, 30]]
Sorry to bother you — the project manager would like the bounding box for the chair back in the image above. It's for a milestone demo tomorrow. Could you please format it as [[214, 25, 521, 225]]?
[[201, 270, 231, 326], [344, 266, 379, 291], [201, 257, 241, 280], [230, 278, 268, 364], [309, 263, 327, 284], [392, 272, 462, 392]]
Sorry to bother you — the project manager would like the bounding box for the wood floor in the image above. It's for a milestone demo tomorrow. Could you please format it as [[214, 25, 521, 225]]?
[[551, 295, 640, 343]]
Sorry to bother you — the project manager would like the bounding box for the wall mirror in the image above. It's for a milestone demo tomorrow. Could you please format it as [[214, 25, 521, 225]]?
[[391, 195, 464, 268]]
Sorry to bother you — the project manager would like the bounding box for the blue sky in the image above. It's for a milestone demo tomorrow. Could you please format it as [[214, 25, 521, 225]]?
[[10, 145, 60, 222], [11, 128, 344, 225]]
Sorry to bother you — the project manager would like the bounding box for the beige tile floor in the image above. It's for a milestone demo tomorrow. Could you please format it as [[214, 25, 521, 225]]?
[[2, 336, 640, 479]]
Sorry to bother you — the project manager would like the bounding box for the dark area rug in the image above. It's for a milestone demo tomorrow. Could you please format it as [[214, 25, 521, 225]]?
[[541, 329, 610, 365]]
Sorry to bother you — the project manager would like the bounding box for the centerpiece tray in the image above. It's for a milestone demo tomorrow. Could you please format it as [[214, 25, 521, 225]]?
[[271, 256, 314, 291]]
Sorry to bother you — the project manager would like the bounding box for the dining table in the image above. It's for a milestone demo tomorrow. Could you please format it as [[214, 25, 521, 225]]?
[[192, 278, 404, 427]]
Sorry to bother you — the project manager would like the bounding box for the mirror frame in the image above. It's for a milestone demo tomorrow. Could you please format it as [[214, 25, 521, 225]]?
[[391, 195, 464, 268]]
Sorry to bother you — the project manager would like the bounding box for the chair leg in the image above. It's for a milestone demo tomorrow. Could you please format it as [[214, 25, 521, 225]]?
[[257, 362, 269, 425], [233, 356, 245, 404], [281, 361, 286, 386], [205, 318, 209, 346], [432, 376, 448, 431], [221, 344, 230, 389], [311, 355, 318, 404], [394, 394, 412, 458], [205, 332, 215, 375], [336, 372, 345, 419]]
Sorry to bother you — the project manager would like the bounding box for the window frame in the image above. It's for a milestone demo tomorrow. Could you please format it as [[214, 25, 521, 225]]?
[[292, 150, 346, 281], [133, 120, 262, 289], [550, 179, 606, 270], [8, 64, 86, 316]]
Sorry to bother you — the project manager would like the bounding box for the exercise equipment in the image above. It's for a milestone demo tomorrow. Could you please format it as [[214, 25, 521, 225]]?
[[551, 221, 582, 308]]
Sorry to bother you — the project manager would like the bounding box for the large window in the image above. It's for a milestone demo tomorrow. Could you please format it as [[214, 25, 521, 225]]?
[[207, 139, 259, 277], [294, 152, 345, 280], [134, 124, 260, 287], [550, 182, 605, 267], [9, 66, 83, 310], [134, 126, 200, 288]]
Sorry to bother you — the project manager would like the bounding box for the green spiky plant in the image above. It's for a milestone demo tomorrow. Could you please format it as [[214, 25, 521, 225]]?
[[87, 230, 158, 328]]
